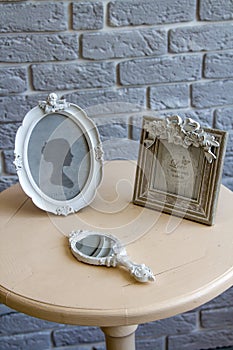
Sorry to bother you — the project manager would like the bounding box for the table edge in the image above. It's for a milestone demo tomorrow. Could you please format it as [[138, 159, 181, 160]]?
[[1, 267, 233, 327]]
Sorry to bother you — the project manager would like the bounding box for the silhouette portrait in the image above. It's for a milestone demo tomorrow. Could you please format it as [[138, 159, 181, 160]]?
[[27, 112, 91, 201], [42, 138, 74, 189]]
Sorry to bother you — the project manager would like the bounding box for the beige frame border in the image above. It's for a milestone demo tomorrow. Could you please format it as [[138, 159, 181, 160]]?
[[133, 116, 228, 225]]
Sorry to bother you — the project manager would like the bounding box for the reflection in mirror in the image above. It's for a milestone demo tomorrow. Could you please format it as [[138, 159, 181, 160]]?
[[75, 234, 115, 258], [69, 230, 155, 283]]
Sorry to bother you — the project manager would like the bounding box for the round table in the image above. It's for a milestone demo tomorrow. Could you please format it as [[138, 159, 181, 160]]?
[[0, 160, 233, 350]]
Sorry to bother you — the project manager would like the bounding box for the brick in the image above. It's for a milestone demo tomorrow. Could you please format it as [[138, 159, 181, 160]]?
[[0, 331, 51, 350], [201, 306, 233, 328], [0, 123, 20, 149], [53, 326, 104, 346], [222, 177, 233, 191], [0, 176, 18, 192], [0, 67, 27, 94], [0, 94, 47, 122], [226, 132, 233, 157], [0, 312, 59, 335], [119, 55, 201, 86], [136, 337, 165, 350], [215, 111, 233, 170], [214, 108, 233, 159], [0, 304, 14, 316], [82, 29, 166, 60], [214, 107, 233, 130], [149, 84, 189, 110], [223, 156, 233, 178], [0, 2, 67, 32], [72, 2, 103, 30], [92, 346, 105, 350], [108, 0, 195, 27], [137, 312, 197, 339], [170, 24, 233, 53], [3, 150, 16, 175], [0, 96, 28, 122], [204, 52, 233, 79], [32, 62, 116, 91], [1, 89, 144, 122], [168, 329, 233, 350], [95, 116, 129, 141], [64, 87, 146, 116], [192, 80, 233, 108], [55, 345, 106, 350], [52, 345, 105, 350], [0, 34, 78, 63], [199, 0, 233, 21], [102, 138, 139, 160], [202, 287, 233, 309]]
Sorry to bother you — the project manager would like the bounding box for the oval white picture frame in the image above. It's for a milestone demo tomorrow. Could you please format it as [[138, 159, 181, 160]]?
[[14, 93, 103, 216]]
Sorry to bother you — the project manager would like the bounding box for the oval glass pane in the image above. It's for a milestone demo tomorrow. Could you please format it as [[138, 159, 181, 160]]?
[[27, 113, 90, 201], [75, 234, 115, 258]]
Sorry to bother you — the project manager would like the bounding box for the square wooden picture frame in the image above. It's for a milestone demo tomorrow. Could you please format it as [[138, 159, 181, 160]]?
[[133, 115, 228, 225]]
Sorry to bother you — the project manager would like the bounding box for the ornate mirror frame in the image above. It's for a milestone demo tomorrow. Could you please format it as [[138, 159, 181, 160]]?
[[69, 230, 155, 283], [14, 93, 103, 216], [133, 115, 228, 225]]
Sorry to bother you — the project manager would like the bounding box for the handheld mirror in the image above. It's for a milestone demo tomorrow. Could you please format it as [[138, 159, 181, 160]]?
[[69, 230, 155, 283]]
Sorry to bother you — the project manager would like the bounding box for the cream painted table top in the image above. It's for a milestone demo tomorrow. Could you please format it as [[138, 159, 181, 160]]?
[[0, 160, 233, 349]]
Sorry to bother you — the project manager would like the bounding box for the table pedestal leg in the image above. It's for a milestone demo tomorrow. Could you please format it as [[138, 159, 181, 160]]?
[[101, 325, 138, 350]]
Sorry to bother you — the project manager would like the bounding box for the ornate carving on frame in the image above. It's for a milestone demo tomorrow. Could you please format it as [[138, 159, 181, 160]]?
[[38, 93, 70, 113], [95, 144, 104, 163], [56, 205, 75, 216], [144, 115, 220, 163], [133, 116, 228, 226], [13, 154, 23, 171]]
